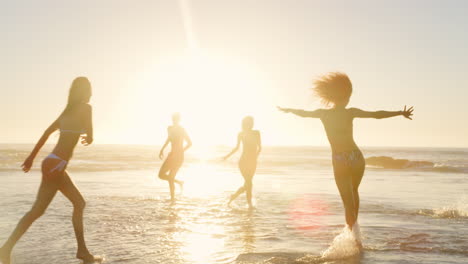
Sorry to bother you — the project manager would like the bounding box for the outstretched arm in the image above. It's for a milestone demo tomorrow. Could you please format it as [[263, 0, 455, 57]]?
[[351, 106, 414, 120], [223, 133, 241, 160], [21, 119, 60, 172], [277, 106, 324, 118], [183, 130, 192, 151]]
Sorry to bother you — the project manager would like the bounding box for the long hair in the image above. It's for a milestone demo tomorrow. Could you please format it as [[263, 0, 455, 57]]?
[[313, 72, 352, 107], [61, 77, 91, 116]]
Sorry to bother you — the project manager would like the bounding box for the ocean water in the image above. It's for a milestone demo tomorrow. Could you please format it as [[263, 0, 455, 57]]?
[[0, 144, 467, 264]]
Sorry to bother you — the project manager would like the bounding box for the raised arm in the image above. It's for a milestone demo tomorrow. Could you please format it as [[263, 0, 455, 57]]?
[[80, 104, 93, 146], [277, 106, 324, 118], [351, 106, 414, 120], [159, 128, 171, 160], [21, 119, 60, 172], [223, 133, 241, 160], [183, 129, 192, 151]]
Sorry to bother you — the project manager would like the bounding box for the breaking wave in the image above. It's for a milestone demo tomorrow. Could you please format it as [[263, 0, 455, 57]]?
[[365, 156, 468, 173]]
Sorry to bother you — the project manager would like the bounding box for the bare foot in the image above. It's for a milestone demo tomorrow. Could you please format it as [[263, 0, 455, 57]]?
[[0, 247, 11, 264], [177, 181, 184, 192], [227, 195, 235, 206], [350, 223, 363, 250], [77, 252, 102, 264]]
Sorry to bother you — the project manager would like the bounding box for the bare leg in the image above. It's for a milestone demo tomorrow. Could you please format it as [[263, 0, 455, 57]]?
[[244, 178, 253, 209], [174, 179, 184, 190], [158, 158, 171, 181], [59, 171, 95, 262], [168, 168, 180, 203], [168, 179, 176, 202], [159, 158, 183, 198], [162, 172, 183, 192], [0, 178, 59, 264], [228, 186, 245, 205], [350, 159, 365, 249], [159, 160, 175, 202], [352, 190, 359, 222], [351, 161, 365, 221], [240, 161, 256, 209], [229, 160, 247, 205], [333, 164, 357, 229]]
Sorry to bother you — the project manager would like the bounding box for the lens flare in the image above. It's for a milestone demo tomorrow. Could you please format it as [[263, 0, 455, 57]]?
[[288, 195, 330, 234]]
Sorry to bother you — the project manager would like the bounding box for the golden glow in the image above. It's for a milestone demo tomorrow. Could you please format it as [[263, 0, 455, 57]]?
[[136, 53, 268, 146], [180, 225, 225, 264], [181, 161, 242, 198]]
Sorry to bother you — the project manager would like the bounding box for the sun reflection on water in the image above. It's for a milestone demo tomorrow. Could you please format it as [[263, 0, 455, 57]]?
[[180, 161, 242, 198], [180, 225, 226, 264]]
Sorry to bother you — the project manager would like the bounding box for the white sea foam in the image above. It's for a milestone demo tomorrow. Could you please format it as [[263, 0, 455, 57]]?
[[321, 224, 361, 259], [434, 195, 468, 217]]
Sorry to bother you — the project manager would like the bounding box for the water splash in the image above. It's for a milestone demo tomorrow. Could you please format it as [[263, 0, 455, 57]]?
[[419, 195, 468, 218], [321, 224, 362, 259], [365, 155, 468, 173]]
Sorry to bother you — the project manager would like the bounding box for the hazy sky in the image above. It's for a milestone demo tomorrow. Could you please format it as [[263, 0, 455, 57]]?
[[1, 0, 467, 147]]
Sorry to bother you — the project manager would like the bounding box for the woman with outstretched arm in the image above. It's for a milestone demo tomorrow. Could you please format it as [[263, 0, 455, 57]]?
[[278, 72, 413, 245]]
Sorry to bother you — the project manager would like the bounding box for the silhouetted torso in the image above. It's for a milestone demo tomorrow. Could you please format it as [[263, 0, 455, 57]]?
[[320, 108, 358, 153], [240, 130, 260, 160], [168, 125, 186, 154], [53, 104, 88, 161]]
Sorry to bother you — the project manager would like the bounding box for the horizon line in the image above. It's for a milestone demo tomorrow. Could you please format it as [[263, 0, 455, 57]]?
[[0, 142, 467, 150]]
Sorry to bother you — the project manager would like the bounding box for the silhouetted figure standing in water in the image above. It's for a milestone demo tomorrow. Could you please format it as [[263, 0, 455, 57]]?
[[223, 116, 262, 209], [158, 113, 192, 203], [0, 77, 100, 264], [278, 72, 413, 244]]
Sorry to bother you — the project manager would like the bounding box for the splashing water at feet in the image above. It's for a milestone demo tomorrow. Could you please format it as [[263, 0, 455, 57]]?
[[321, 224, 362, 259]]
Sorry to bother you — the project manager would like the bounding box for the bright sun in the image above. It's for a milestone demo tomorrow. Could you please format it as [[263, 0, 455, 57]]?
[[121, 0, 271, 147], [134, 52, 268, 147]]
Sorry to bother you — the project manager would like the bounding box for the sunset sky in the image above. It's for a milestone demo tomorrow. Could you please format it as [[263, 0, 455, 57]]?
[[1, 0, 467, 147]]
